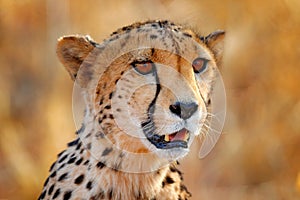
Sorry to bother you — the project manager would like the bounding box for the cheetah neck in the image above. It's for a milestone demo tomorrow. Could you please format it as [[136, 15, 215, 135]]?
[[71, 97, 183, 199], [76, 120, 171, 199]]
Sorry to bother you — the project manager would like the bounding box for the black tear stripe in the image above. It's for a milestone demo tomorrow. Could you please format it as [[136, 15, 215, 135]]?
[[141, 65, 161, 135]]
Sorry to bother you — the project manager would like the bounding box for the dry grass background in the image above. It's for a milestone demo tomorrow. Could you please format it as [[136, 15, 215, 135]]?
[[0, 0, 300, 199]]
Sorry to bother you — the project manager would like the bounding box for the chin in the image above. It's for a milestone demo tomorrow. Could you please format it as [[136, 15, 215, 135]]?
[[155, 148, 190, 161]]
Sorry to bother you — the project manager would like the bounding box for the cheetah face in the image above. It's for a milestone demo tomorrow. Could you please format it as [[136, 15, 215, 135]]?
[[56, 20, 225, 164], [111, 50, 208, 157]]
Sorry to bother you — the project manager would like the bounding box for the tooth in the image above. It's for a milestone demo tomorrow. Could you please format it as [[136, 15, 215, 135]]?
[[184, 133, 189, 141], [164, 135, 169, 142]]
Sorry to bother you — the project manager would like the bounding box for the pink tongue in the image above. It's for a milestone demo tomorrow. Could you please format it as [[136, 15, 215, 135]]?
[[169, 129, 187, 142]]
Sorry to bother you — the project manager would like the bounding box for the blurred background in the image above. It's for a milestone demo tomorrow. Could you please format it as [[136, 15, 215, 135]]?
[[0, 0, 300, 199]]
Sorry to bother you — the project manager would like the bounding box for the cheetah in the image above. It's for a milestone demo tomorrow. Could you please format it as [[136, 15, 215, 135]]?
[[39, 20, 225, 200]]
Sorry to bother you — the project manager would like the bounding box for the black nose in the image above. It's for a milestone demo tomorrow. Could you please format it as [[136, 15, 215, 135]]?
[[169, 102, 198, 120]]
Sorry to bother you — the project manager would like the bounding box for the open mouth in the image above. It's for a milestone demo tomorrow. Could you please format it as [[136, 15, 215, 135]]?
[[146, 128, 190, 149]]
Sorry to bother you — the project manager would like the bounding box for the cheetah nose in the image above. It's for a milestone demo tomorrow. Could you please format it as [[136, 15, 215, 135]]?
[[169, 102, 198, 120]]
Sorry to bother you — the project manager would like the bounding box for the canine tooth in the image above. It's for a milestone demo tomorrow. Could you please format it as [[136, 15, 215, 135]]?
[[184, 133, 189, 141], [164, 135, 170, 142]]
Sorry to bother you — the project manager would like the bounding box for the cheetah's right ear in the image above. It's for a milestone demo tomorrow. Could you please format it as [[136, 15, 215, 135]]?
[[202, 30, 225, 66], [56, 35, 97, 81]]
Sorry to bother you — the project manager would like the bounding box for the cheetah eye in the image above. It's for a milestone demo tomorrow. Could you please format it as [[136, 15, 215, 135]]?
[[192, 57, 209, 73], [132, 61, 154, 75]]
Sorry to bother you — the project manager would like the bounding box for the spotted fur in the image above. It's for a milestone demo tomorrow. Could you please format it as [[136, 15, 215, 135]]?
[[39, 20, 225, 200]]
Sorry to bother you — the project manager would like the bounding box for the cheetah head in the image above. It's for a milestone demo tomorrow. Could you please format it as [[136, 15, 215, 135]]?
[[56, 20, 225, 172]]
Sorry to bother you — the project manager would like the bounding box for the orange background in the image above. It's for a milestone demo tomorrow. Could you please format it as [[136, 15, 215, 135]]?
[[0, 0, 300, 199]]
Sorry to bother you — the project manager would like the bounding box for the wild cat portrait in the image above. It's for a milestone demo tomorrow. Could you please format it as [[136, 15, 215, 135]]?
[[39, 20, 226, 200]]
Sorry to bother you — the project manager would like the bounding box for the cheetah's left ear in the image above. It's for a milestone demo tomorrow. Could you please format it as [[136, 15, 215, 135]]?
[[202, 30, 225, 65], [56, 35, 97, 81]]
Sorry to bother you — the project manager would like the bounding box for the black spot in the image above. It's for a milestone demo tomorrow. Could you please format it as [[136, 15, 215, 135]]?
[[57, 150, 66, 157], [109, 92, 114, 99], [43, 177, 49, 187], [150, 34, 158, 39], [170, 166, 176, 172], [162, 181, 165, 188], [83, 160, 89, 165], [102, 147, 113, 156], [104, 105, 111, 109], [183, 32, 192, 38], [170, 166, 183, 180], [151, 48, 155, 55], [207, 98, 211, 105], [115, 78, 120, 84], [48, 184, 55, 195], [116, 108, 121, 112], [96, 161, 105, 169], [76, 124, 85, 134], [199, 36, 205, 42], [120, 71, 124, 75], [57, 163, 66, 171], [165, 176, 175, 184], [58, 154, 68, 163], [99, 97, 104, 105], [63, 190, 72, 200], [49, 161, 56, 172], [67, 156, 76, 164], [52, 188, 60, 199], [108, 114, 114, 119], [98, 118, 103, 124], [85, 132, 91, 138], [50, 171, 56, 178], [67, 138, 79, 147], [136, 191, 142, 199], [58, 172, 68, 182], [86, 143, 91, 150], [74, 174, 85, 185], [180, 184, 188, 192], [96, 132, 105, 138], [86, 181, 93, 190], [108, 189, 113, 199], [38, 190, 46, 199], [76, 142, 82, 150], [75, 157, 83, 165], [151, 23, 158, 28], [158, 21, 163, 28]]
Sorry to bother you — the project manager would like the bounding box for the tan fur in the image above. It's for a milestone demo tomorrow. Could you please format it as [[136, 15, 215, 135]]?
[[39, 20, 224, 200]]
